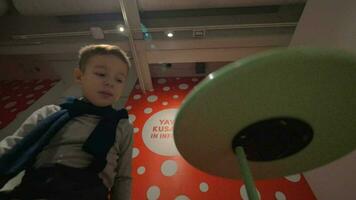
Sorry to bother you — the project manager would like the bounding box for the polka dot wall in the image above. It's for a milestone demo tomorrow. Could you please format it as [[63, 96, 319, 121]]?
[[0, 79, 59, 129], [126, 77, 316, 200]]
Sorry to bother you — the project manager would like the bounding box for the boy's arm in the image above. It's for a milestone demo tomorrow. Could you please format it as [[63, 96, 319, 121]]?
[[0, 105, 60, 156], [111, 121, 134, 200]]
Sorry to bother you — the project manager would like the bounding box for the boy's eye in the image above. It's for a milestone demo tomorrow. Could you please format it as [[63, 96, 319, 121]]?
[[116, 79, 123, 83], [95, 72, 105, 77]]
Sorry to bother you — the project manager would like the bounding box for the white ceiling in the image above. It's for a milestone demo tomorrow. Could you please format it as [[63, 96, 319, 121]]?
[[0, 0, 306, 92], [7, 0, 305, 15]]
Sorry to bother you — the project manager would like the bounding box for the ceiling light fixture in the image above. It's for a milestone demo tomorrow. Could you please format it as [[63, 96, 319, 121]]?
[[117, 25, 125, 32], [165, 31, 174, 38]]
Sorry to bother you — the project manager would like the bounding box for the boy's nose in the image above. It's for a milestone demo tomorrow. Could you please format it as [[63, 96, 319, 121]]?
[[104, 79, 114, 87]]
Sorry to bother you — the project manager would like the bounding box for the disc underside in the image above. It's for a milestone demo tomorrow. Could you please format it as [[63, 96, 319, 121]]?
[[173, 48, 356, 179]]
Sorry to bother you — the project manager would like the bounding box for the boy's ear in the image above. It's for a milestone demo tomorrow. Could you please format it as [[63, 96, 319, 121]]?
[[73, 67, 83, 83]]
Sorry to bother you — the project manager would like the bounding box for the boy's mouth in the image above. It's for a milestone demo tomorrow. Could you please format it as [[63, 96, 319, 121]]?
[[98, 91, 113, 98]]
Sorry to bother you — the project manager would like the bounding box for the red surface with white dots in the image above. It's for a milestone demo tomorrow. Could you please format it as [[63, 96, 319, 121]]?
[[0, 79, 60, 129], [126, 77, 317, 200]]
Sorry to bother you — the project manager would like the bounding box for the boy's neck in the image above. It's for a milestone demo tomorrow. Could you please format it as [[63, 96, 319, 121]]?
[[78, 96, 115, 109]]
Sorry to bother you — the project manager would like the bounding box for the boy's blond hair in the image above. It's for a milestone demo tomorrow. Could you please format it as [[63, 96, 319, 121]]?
[[78, 44, 131, 71]]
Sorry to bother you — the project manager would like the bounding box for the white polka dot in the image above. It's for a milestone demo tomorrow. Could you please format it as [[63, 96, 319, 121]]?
[[173, 95, 179, 99], [137, 166, 146, 175], [161, 160, 178, 176], [135, 84, 140, 89], [132, 148, 140, 158], [26, 99, 35, 105], [0, 121, 2, 125], [199, 182, 209, 192], [175, 195, 190, 200], [192, 78, 198, 82], [10, 108, 17, 113], [50, 82, 57, 87], [41, 90, 48, 94], [133, 94, 141, 100], [13, 86, 20, 90], [34, 85, 44, 90], [147, 95, 158, 103], [240, 185, 261, 200], [4, 101, 16, 109], [36, 80, 42, 84], [17, 93, 23, 97], [149, 89, 155, 92], [176, 77, 181, 80], [285, 174, 301, 182], [162, 101, 168, 106], [163, 86, 170, 91], [275, 191, 287, 200], [129, 114, 136, 123], [26, 94, 34, 98], [147, 186, 160, 200], [134, 127, 139, 133], [126, 105, 132, 110], [157, 78, 167, 84], [144, 108, 153, 114], [178, 83, 189, 90], [1, 96, 10, 101]]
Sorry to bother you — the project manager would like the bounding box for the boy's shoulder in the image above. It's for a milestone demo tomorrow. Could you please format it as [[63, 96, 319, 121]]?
[[117, 116, 132, 130], [115, 114, 134, 137], [35, 104, 61, 114], [31, 104, 61, 120], [16, 105, 62, 129]]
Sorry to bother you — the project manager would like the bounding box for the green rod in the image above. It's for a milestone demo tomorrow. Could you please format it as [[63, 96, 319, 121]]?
[[235, 146, 259, 200]]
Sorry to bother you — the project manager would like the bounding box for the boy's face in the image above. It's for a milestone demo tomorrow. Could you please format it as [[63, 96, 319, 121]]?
[[74, 54, 128, 107]]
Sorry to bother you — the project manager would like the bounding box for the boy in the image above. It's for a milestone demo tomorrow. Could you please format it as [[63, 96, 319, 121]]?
[[0, 44, 133, 200]]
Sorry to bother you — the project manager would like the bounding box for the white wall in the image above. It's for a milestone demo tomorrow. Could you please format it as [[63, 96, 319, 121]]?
[[290, 0, 356, 199], [290, 0, 356, 53]]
